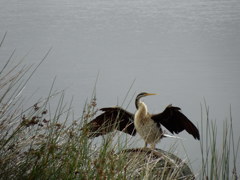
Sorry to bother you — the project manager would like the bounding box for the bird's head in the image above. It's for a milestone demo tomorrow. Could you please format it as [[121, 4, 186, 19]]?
[[137, 92, 158, 99], [135, 92, 157, 109]]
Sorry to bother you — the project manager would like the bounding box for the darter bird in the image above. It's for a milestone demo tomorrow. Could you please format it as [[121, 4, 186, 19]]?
[[82, 92, 200, 149]]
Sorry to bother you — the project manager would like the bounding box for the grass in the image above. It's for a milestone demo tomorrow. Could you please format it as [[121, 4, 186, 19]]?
[[0, 35, 239, 179], [199, 102, 239, 180]]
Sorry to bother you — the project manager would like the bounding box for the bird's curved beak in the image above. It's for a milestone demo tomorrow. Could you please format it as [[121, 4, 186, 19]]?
[[146, 93, 158, 96]]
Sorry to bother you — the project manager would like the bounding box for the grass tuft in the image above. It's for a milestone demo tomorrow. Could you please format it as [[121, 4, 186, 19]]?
[[199, 101, 239, 179]]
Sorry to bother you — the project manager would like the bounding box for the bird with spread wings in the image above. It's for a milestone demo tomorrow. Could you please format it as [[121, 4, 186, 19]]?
[[82, 92, 200, 149]]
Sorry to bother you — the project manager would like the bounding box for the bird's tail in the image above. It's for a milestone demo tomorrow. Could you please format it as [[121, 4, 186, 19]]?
[[162, 133, 185, 140]]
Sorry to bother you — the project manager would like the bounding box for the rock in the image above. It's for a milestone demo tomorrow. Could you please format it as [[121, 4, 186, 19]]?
[[119, 148, 195, 180]]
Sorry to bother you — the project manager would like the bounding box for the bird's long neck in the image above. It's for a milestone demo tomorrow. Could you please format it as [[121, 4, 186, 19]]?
[[138, 101, 148, 114], [135, 98, 148, 114], [135, 101, 148, 122], [135, 95, 148, 115], [135, 97, 140, 109]]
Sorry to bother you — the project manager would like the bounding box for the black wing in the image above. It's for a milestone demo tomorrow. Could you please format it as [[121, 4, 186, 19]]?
[[82, 107, 136, 138], [151, 105, 200, 140]]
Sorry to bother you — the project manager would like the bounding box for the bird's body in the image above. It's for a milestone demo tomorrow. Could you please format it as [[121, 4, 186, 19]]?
[[83, 92, 200, 149], [134, 97, 163, 149]]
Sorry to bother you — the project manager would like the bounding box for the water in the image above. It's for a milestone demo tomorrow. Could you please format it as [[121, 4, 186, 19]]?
[[1, 0, 240, 174]]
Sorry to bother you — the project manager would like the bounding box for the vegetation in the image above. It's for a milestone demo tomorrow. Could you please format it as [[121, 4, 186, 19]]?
[[199, 102, 239, 180], [0, 35, 239, 179]]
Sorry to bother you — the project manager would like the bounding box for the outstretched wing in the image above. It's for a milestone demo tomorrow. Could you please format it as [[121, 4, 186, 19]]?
[[82, 107, 136, 138], [151, 105, 200, 140]]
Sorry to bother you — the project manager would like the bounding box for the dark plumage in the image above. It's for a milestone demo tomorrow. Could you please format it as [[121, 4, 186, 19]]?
[[151, 105, 200, 140], [84, 107, 136, 137]]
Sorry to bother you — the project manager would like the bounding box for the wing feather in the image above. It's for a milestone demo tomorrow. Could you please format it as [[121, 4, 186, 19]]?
[[82, 107, 136, 138], [151, 105, 200, 140]]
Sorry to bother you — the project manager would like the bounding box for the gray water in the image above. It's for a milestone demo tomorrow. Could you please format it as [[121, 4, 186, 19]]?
[[1, 0, 240, 174]]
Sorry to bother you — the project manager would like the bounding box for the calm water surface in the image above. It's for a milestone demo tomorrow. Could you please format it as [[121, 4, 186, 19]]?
[[1, 0, 240, 173]]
